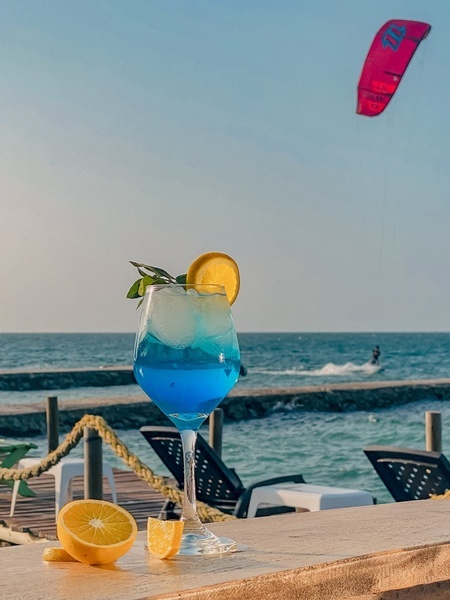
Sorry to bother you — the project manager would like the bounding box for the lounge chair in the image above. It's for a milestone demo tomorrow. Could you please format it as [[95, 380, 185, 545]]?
[[364, 445, 450, 502], [140, 426, 374, 518]]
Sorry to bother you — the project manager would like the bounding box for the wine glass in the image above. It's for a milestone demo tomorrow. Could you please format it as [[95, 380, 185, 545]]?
[[133, 283, 240, 555]]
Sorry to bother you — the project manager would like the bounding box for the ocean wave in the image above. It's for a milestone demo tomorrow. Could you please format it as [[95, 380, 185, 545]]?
[[300, 361, 382, 376], [252, 361, 382, 378]]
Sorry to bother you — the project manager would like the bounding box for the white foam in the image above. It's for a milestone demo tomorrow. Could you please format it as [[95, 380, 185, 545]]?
[[252, 362, 382, 377], [301, 361, 382, 376]]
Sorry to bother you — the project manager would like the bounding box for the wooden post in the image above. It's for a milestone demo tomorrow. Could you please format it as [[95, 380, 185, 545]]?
[[425, 411, 442, 453], [84, 427, 103, 500], [46, 396, 59, 453], [209, 408, 223, 457]]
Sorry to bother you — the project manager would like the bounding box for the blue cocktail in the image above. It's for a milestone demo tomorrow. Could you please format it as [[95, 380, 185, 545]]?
[[133, 283, 240, 555]]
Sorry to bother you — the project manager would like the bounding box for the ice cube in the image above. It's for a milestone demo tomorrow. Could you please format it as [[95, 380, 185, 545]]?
[[196, 294, 233, 339], [148, 287, 197, 349]]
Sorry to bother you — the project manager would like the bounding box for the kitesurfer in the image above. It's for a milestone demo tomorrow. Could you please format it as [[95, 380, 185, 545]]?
[[370, 345, 381, 365]]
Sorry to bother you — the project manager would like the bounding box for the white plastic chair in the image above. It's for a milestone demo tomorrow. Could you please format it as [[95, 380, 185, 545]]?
[[246, 483, 374, 518], [10, 457, 117, 520]]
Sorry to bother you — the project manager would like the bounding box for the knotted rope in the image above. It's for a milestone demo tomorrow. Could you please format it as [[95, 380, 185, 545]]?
[[0, 414, 236, 523], [431, 490, 450, 500]]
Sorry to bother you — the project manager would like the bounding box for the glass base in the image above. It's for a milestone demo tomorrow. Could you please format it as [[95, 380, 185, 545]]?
[[178, 530, 237, 556]]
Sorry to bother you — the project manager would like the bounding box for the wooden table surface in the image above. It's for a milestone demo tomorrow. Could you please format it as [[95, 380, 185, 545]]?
[[2, 500, 450, 600]]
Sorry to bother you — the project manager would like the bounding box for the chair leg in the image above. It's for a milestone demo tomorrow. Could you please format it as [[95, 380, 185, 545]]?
[[9, 480, 21, 517], [158, 500, 179, 520], [103, 465, 117, 504], [109, 478, 117, 504], [54, 469, 74, 520]]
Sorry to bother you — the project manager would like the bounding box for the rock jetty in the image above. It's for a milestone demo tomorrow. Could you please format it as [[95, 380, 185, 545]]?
[[0, 368, 450, 437], [0, 367, 135, 391]]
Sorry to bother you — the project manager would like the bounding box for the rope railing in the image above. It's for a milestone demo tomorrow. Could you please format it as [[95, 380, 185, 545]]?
[[431, 490, 450, 500], [0, 414, 236, 523]]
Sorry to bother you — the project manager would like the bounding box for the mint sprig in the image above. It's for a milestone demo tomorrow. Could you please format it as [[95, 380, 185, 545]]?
[[126, 261, 187, 306]]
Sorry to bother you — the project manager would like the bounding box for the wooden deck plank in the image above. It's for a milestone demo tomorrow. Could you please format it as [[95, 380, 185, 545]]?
[[0, 468, 167, 541]]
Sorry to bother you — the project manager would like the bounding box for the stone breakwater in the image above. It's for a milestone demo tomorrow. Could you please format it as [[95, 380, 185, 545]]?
[[0, 367, 135, 391], [0, 371, 450, 436]]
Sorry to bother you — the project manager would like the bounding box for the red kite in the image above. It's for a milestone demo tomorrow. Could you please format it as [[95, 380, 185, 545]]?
[[357, 20, 431, 117]]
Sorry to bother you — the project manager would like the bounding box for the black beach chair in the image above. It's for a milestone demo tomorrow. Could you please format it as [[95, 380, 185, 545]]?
[[140, 426, 305, 519], [364, 445, 450, 502]]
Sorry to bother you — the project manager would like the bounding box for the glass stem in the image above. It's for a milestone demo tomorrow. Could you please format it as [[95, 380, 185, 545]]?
[[180, 429, 205, 535]]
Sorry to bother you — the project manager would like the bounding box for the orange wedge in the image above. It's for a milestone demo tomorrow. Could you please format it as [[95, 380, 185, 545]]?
[[57, 499, 137, 565], [43, 547, 79, 562], [186, 252, 240, 305], [147, 517, 184, 559]]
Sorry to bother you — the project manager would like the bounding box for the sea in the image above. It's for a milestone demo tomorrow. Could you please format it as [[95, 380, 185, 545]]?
[[2, 331, 450, 504]]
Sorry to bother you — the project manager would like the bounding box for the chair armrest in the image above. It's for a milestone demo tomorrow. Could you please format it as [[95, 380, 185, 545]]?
[[234, 474, 305, 518]]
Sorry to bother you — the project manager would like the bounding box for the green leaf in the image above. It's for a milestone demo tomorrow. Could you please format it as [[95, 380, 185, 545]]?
[[126, 279, 143, 299], [138, 275, 155, 296], [151, 266, 175, 281], [130, 260, 177, 281], [130, 261, 151, 269], [128, 259, 180, 303]]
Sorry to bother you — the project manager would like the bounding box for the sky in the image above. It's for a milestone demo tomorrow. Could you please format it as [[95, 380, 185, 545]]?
[[1, 0, 450, 333]]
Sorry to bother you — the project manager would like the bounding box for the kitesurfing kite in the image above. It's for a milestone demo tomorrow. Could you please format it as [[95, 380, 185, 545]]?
[[357, 20, 431, 117]]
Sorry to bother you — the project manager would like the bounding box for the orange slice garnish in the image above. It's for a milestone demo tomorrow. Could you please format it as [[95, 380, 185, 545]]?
[[186, 252, 240, 305]]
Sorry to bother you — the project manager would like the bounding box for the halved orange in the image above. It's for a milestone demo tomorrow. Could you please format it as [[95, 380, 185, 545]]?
[[147, 517, 184, 559], [186, 252, 240, 305], [57, 499, 137, 565]]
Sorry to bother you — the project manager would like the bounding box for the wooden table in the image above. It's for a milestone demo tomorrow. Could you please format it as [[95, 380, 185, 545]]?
[[2, 500, 450, 600]]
